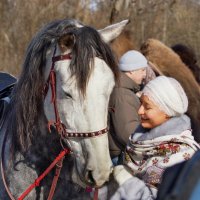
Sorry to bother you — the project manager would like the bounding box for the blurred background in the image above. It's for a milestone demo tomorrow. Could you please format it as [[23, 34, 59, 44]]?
[[1, 0, 200, 76]]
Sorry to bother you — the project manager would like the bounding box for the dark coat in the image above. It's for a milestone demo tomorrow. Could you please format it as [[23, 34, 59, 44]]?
[[108, 72, 140, 157]]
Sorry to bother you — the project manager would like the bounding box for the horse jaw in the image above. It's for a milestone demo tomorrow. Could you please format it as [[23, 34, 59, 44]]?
[[99, 19, 129, 43], [63, 58, 114, 187], [71, 135, 113, 188]]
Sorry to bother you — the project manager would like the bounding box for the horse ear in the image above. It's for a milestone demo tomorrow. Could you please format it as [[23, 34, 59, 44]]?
[[58, 33, 75, 52], [98, 19, 129, 43]]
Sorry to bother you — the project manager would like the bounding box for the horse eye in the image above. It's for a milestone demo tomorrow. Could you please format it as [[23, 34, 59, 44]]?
[[64, 91, 72, 99]]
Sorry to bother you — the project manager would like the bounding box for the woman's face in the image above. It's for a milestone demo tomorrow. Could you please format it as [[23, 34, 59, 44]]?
[[138, 95, 169, 129]]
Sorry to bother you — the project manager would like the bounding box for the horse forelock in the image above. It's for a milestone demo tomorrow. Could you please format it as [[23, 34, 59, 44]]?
[[69, 26, 119, 96], [5, 19, 83, 153]]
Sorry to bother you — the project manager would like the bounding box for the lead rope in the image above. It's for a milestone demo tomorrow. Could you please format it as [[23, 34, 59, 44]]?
[[0, 148, 70, 200], [47, 157, 64, 200], [85, 187, 98, 200], [18, 149, 70, 200]]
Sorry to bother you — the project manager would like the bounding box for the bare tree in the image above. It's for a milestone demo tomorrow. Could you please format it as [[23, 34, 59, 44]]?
[[1, 0, 200, 75]]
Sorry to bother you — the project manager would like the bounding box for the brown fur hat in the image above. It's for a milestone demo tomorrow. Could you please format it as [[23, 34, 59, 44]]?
[[110, 30, 136, 60], [141, 38, 200, 142], [171, 44, 200, 84]]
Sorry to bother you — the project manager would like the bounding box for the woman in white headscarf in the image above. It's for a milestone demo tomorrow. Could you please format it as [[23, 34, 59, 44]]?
[[111, 75, 200, 200]]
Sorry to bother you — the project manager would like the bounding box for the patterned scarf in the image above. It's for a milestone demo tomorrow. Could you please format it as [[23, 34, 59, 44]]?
[[124, 115, 200, 188]]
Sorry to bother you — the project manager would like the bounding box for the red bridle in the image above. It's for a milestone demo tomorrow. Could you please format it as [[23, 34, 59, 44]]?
[[42, 49, 104, 200], [1, 49, 108, 200]]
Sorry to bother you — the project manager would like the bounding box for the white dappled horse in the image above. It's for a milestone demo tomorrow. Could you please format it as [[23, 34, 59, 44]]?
[[0, 19, 128, 199]]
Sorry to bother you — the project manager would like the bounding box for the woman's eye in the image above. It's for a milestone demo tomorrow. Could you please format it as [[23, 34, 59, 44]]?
[[145, 106, 151, 110]]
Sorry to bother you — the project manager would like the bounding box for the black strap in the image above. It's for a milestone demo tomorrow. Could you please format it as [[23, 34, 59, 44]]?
[[157, 150, 200, 200], [0, 72, 17, 96]]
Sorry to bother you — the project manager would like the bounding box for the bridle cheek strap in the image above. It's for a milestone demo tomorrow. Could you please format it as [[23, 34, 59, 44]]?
[[17, 149, 70, 200], [45, 51, 71, 136], [48, 69, 65, 135]]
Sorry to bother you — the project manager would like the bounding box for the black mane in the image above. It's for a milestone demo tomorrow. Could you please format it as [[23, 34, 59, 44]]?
[[3, 19, 119, 155], [70, 26, 118, 96], [4, 19, 82, 153]]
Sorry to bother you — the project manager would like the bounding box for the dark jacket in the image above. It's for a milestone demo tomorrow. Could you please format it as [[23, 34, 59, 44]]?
[[108, 72, 140, 157]]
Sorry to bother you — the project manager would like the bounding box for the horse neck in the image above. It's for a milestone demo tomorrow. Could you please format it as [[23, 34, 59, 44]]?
[[26, 128, 62, 164], [2, 117, 61, 170]]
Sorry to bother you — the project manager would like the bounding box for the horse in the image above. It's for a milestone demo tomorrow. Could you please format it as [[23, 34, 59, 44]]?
[[0, 18, 128, 199]]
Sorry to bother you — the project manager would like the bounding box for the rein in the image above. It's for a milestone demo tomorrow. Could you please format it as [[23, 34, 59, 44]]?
[[1, 149, 70, 200], [18, 149, 70, 200]]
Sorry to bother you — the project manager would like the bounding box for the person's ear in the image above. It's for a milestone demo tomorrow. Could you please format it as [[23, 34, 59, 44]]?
[[125, 71, 132, 75], [129, 71, 134, 74]]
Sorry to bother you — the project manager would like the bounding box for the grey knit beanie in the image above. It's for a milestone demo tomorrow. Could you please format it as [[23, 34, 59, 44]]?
[[119, 50, 148, 71]]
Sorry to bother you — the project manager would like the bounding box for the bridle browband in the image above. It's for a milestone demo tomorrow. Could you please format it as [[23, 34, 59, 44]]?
[[62, 126, 109, 138]]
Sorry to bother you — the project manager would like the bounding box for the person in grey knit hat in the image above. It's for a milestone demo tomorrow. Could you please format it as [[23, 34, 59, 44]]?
[[119, 50, 148, 86], [108, 50, 148, 165]]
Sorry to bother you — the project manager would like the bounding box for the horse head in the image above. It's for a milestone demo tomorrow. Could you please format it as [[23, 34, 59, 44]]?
[[44, 19, 129, 188]]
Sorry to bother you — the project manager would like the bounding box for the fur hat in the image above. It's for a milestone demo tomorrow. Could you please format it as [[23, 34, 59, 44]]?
[[119, 50, 148, 71], [142, 76, 188, 117]]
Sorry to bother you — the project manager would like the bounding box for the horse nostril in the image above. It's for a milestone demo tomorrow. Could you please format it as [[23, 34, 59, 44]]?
[[87, 170, 95, 185]]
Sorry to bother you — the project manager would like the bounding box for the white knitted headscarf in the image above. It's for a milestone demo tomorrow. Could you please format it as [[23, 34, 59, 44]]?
[[142, 76, 188, 117]]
